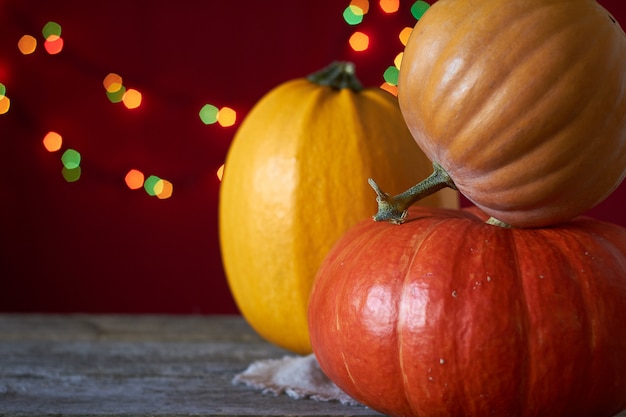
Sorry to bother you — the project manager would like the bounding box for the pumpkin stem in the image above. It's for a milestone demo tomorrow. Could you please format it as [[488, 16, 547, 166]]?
[[306, 61, 363, 92], [369, 161, 457, 224], [486, 217, 512, 228]]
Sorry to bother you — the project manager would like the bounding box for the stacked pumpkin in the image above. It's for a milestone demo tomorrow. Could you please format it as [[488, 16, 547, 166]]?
[[307, 1, 626, 417]]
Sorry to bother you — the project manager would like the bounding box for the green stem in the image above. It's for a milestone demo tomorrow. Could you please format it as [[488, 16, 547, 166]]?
[[368, 161, 457, 224], [306, 61, 363, 92]]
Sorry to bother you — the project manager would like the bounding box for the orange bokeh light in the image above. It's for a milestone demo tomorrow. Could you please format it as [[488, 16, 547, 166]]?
[[18, 35, 37, 55], [43, 131, 63, 152], [217, 164, 225, 181], [217, 107, 237, 127], [350, 0, 370, 14], [155, 179, 174, 199], [380, 0, 400, 13], [380, 82, 398, 96], [125, 169, 145, 190], [103, 73, 123, 93], [349, 31, 370, 52], [0, 96, 10, 115], [123, 89, 142, 109], [399, 27, 413, 46]]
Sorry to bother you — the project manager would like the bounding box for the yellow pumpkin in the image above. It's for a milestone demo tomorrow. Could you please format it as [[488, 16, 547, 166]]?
[[218, 62, 458, 354]]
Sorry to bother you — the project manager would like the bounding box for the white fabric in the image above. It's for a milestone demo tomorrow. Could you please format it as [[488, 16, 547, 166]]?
[[233, 354, 361, 406]]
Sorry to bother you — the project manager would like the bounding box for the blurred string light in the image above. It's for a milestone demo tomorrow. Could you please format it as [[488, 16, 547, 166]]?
[[103, 73, 142, 109], [411, 1, 430, 19], [43, 131, 63, 152], [61, 148, 81, 182], [199, 103, 237, 127], [18, 35, 37, 55], [0, 83, 9, 115], [379, 0, 400, 14], [42, 21, 64, 55], [125, 169, 173, 199], [216, 164, 225, 181], [348, 31, 369, 52]]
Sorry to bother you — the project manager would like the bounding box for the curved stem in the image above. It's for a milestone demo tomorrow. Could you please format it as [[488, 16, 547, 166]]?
[[306, 61, 363, 92], [369, 161, 457, 224]]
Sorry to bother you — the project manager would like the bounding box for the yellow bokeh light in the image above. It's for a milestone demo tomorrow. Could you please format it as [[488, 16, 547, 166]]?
[[349, 31, 369, 52], [0, 96, 9, 115], [155, 179, 173, 199], [217, 107, 237, 127], [399, 27, 413, 46], [380, 82, 398, 96], [125, 169, 145, 190], [43, 131, 63, 152], [217, 164, 225, 181], [394, 52, 403, 69], [350, 0, 370, 14], [18, 35, 37, 55], [380, 0, 400, 13], [103, 73, 123, 93], [122, 89, 142, 109]]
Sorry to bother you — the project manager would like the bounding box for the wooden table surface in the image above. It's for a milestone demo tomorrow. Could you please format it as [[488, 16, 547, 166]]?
[[0, 314, 382, 416], [2, 314, 626, 417]]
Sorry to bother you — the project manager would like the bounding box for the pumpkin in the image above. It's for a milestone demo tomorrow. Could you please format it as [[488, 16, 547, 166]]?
[[308, 206, 626, 417], [219, 62, 458, 354], [370, 0, 626, 228]]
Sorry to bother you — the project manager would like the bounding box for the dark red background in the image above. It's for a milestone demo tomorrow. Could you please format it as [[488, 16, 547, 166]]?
[[1, 0, 625, 315]]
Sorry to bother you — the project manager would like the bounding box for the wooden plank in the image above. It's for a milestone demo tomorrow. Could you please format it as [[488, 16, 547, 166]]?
[[0, 314, 382, 416]]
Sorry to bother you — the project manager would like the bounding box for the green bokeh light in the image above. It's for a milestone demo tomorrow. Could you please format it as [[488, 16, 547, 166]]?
[[0, 83, 5, 98], [144, 175, 161, 196], [106, 85, 126, 103], [411, 1, 430, 20], [61, 149, 81, 169], [42, 21, 62, 39], [62, 166, 81, 182], [199, 104, 219, 124], [383, 66, 400, 86], [343, 6, 364, 25]]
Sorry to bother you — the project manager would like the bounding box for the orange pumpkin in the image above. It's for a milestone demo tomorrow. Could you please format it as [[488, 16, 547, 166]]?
[[372, 0, 626, 228]]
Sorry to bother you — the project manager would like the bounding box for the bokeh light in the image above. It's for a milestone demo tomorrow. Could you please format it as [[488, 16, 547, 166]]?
[[122, 88, 142, 109], [217, 107, 237, 127], [144, 175, 161, 196], [18, 35, 37, 55], [343, 5, 365, 25], [349, 31, 369, 51], [383, 65, 400, 85], [217, 164, 225, 181], [62, 166, 81, 182], [103, 73, 123, 93], [199, 104, 219, 124], [411, 1, 430, 19], [43, 131, 63, 152], [125, 169, 145, 190], [42, 21, 62, 39], [399, 27, 413, 46], [393, 52, 403, 69], [61, 149, 81, 169], [44, 36, 64, 54], [380, 82, 398, 96], [0, 96, 10, 115], [350, 0, 370, 14], [379, 0, 400, 13], [0, 83, 5, 98], [155, 179, 173, 199], [107, 85, 126, 103]]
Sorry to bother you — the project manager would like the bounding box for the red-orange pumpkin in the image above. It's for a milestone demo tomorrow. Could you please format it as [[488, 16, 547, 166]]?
[[308, 206, 626, 417], [380, 0, 626, 228]]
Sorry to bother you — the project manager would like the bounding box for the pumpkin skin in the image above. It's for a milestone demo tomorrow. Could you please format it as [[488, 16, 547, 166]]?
[[398, 0, 626, 227], [219, 63, 458, 354], [309, 206, 626, 417]]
